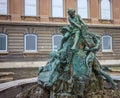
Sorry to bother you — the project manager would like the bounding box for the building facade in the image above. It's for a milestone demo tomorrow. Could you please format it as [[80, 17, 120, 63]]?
[[0, 0, 120, 68]]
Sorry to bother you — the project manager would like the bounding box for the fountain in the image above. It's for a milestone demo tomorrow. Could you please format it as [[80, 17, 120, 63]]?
[[37, 8, 119, 98], [0, 8, 120, 98]]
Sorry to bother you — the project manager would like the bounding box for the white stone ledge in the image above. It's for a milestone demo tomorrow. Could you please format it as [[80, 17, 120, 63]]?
[[0, 61, 47, 68], [100, 60, 120, 66], [0, 76, 119, 92], [0, 77, 37, 92], [0, 60, 120, 69], [111, 76, 120, 81]]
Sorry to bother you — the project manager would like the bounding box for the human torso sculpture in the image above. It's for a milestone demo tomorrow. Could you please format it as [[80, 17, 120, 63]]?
[[38, 8, 116, 98]]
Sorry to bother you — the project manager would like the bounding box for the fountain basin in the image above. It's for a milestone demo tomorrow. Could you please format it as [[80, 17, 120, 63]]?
[[0, 76, 120, 98]]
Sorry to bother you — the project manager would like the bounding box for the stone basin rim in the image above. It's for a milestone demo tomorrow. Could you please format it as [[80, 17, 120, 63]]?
[[0, 75, 120, 92], [0, 77, 37, 92]]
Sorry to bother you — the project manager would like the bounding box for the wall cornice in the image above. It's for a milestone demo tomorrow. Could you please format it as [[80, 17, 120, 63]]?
[[0, 21, 120, 29]]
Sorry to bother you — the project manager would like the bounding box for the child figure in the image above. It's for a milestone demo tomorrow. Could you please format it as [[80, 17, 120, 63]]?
[[67, 8, 86, 50]]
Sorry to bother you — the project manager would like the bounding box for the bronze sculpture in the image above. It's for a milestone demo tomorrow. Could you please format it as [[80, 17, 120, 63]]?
[[38, 8, 117, 98], [68, 8, 86, 50]]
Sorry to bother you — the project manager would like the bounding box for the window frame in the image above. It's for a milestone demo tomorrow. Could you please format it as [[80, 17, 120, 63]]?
[[24, 0, 37, 16], [52, 34, 63, 51], [0, 34, 8, 52], [77, 0, 89, 18], [102, 35, 112, 52], [100, 0, 112, 20], [24, 34, 37, 52], [0, 0, 8, 15], [51, 0, 64, 17]]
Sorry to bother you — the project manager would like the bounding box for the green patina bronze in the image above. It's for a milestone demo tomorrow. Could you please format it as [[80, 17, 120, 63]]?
[[38, 8, 117, 98]]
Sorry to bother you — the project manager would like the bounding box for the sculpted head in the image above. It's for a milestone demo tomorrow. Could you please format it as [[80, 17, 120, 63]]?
[[68, 8, 75, 18]]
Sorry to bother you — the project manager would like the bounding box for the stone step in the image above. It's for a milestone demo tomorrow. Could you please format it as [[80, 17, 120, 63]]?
[[0, 72, 14, 83], [0, 72, 14, 77], [0, 77, 13, 83], [111, 69, 120, 72]]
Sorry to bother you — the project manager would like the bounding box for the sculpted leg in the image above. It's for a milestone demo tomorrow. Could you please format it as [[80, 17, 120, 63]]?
[[99, 69, 117, 89], [93, 58, 117, 89], [71, 31, 80, 50]]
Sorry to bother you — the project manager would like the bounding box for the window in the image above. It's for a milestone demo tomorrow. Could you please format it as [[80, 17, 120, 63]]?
[[52, 0, 64, 17], [24, 34, 37, 52], [24, 0, 37, 16], [0, 0, 7, 15], [101, 0, 111, 19], [102, 35, 112, 52], [77, 0, 88, 18], [0, 34, 7, 52], [52, 35, 63, 51]]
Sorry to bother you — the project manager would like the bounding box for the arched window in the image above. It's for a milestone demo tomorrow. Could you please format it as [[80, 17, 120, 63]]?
[[77, 0, 88, 18], [24, 34, 37, 52], [52, 0, 64, 17], [101, 0, 111, 19], [24, 0, 37, 16], [52, 35, 63, 51], [102, 35, 112, 52], [0, 34, 7, 52], [0, 0, 7, 15]]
